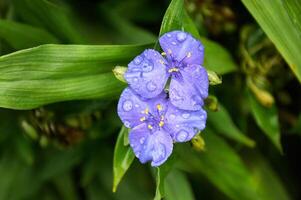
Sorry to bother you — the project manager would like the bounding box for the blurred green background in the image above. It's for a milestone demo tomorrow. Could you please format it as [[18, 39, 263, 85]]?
[[0, 0, 300, 199]]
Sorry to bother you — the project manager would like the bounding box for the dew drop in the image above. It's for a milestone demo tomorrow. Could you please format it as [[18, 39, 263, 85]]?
[[167, 33, 171, 38], [134, 56, 142, 65], [199, 45, 204, 52], [146, 81, 157, 91], [170, 89, 183, 102], [139, 137, 145, 144], [176, 124, 180, 128], [135, 104, 140, 108], [124, 120, 131, 127], [182, 113, 190, 119], [152, 143, 166, 162], [141, 61, 153, 72], [136, 152, 140, 158], [177, 130, 188, 142], [169, 114, 176, 119], [176, 32, 187, 42], [123, 100, 133, 111], [172, 41, 177, 45]]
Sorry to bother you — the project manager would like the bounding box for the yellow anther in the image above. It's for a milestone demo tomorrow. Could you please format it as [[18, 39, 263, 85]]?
[[141, 108, 149, 114], [140, 117, 146, 122], [161, 52, 166, 56], [157, 104, 163, 111], [159, 121, 164, 127], [168, 68, 179, 73], [159, 59, 165, 64], [148, 124, 153, 130], [187, 52, 192, 58]]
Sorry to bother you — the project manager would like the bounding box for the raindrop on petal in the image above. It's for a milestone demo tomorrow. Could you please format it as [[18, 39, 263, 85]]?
[[142, 61, 153, 72], [134, 56, 143, 65], [152, 143, 166, 162], [182, 113, 190, 119], [146, 81, 157, 91], [136, 152, 140, 158], [167, 34, 171, 38], [123, 100, 133, 111], [172, 41, 177, 45], [169, 114, 176, 119], [177, 130, 188, 142], [139, 137, 145, 144], [124, 120, 131, 127], [176, 32, 187, 42]]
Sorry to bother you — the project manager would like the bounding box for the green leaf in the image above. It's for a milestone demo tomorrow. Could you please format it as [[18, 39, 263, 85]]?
[[11, 0, 83, 43], [178, 130, 260, 200], [158, 0, 237, 74], [247, 90, 282, 152], [0, 19, 59, 50], [207, 104, 255, 147], [159, 0, 184, 36], [113, 126, 135, 193], [242, 0, 301, 83], [0, 43, 151, 109], [165, 170, 195, 200], [154, 156, 175, 200], [247, 152, 291, 200]]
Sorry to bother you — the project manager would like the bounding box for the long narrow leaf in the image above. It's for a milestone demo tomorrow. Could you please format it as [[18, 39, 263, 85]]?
[[242, 0, 301, 82], [0, 44, 151, 109]]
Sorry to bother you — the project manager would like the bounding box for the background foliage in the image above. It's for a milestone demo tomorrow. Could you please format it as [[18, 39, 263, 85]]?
[[0, 0, 300, 199]]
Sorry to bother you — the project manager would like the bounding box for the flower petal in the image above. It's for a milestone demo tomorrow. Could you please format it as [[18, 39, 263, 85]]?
[[159, 31, 204, 65], [125, 49, 169, 98], [165, 103, 207, 142], [117, 88, 168, 129], [169, 65, 208, 111], [129, 123, 173, 166]]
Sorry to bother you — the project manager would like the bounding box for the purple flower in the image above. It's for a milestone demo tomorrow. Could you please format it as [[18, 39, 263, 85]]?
[[118, 88, 207, 166], [124, 30, 209, 111]]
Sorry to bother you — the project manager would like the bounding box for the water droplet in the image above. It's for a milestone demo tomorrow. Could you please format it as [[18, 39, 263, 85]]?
[[152, 143, 166, 162], [139, 137, 145, 144], [135, 104, 140, 108], [169, 114, 176, 119], [136, 152, 140, 158], [124, 120, 131, 127], [141, 61, 153, 72], [176, 32, 187, 42], [146, 81, 157, 91], [182, 113, 190, 119], [134, 56, 142, 65], [199, 45, 204, 52], [176, 124, 180, 128], [123, 100, 133, 111], [170, 89, 183, 101], [167, 33, 171, 38], [177, 130, 188, 142], [133, 77, 138, 82], [172, 41, 177, 45]]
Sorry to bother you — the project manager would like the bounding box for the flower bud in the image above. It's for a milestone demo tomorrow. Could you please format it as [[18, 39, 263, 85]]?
[[113, 66, 127, 83], [191, 134, 205, 152], [207, 70, 222, 85]]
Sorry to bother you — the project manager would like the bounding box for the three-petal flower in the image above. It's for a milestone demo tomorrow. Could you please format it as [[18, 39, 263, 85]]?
[[124, 30, 209, 111], [117, 88, 207, 166]]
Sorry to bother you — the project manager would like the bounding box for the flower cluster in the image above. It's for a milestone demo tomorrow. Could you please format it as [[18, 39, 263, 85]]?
[[117, 30, 209, 166]]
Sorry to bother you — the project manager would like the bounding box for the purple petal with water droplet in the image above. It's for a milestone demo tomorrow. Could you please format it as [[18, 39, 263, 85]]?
[[165, 103, 207, 142], [159, 31, 204, 65], [125, 49, 169, 98], [129, 123, 173, 166], [169, 64, 208, 111]]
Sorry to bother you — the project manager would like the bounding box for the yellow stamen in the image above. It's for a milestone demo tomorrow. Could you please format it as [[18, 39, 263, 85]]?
[[157, 104, 163, 111], [161, 52, 166, 56], [141, 108, 149, 114], [148, 124, 153, 130], [168, 68, 179, 73], [140, 117, 146, 122], [159, 121, 164, 127]]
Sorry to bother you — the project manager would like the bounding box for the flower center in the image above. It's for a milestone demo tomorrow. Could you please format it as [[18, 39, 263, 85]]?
[[139, 104, 165, 130]]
